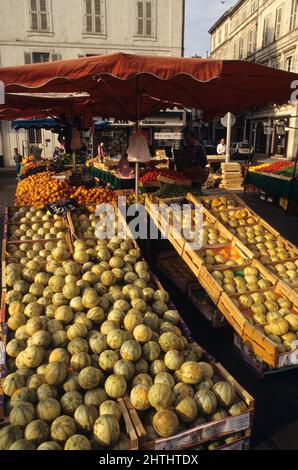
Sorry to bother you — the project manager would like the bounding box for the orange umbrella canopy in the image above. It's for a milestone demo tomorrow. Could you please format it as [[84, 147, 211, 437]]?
[[0, 52, 297, 120]]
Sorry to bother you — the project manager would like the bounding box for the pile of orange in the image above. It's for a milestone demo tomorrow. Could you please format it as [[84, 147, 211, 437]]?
[[22, 155, 37, 166], [15, 172, 117, 208], [70, 186, 116, 206], [15, 172, 73, 208]]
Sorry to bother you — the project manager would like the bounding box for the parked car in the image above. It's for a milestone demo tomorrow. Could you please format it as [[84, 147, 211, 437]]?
[[231, 142, 254, 160]]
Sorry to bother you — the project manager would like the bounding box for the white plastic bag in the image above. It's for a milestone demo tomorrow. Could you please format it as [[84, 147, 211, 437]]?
[[127, 133, 151, 163]]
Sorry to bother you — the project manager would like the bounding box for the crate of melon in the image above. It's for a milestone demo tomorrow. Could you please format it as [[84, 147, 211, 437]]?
[[125, 362, 254, 451]]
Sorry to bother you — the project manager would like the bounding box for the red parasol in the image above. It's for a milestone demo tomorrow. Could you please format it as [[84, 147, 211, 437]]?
[[0, 53, 297, 120]]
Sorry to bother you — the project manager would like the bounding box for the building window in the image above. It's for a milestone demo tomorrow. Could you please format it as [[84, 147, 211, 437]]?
[[136, 1, 155, 37], [29, 0, 50, 31], [285, 56, 293, 72], [290, 0, 297, 31], [271, 56, 281, 69], [235, 15, 239, 29], [29, 128, 42, 144], [24, 52, 61, 64], [239, 36, 244, 59], [275, 7, 283, 39], [218, 29, 222, 45], [213, 34, 217, 49], [263, 15, 271, 46], [248, 29, 254, 55], [84, 0, 104, 34], [251, 0, 257, 14]]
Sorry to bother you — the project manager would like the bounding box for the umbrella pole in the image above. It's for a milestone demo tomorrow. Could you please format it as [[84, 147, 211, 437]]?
[[72, 151, 76, 173], [135, 162, 140, 204], [134, 117, 140, 204], [226, 112, 232, 163]]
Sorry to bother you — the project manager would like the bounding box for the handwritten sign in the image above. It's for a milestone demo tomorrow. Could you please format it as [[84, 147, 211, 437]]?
[[45, 199, 78, 215]]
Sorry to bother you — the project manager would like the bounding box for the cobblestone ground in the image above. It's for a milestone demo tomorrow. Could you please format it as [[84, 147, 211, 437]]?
[[0, 172, 298, 450]]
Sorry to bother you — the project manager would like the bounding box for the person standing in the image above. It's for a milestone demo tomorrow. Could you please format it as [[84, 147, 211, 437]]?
[[180, 131, 209, 189], [13, 148, 22, 178], [217, 138, 226, 156]]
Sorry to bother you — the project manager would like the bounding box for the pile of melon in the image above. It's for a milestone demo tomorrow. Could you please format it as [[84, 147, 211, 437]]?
[[9, 207, 63, 223], [71, 211, 99, 239], [7, 207, 67, 242], [1, 236, 246, 450], [233, 290, 298, 351]]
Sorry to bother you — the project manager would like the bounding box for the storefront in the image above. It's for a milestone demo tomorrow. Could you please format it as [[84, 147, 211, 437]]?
[[93, 111, 187, 157]]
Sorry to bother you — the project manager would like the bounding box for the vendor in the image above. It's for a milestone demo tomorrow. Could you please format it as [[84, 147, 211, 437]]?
[[98, 141, 107, 163], [180, 131, 209, 188], [217, 139, 226, 156], [13, 148, 22, 179]]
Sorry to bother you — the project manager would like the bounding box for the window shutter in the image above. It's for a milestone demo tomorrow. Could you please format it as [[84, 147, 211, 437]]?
[[146, 19, 151, 36], [137, 1, 144, 35], [39, 0, 47, 11], [146, 1, 152, 18], [138, 19, 143, 35], [95, 16, 101, 33], [40, 13, 48, 30], [51, 53, 62, 61], [24, 52, 32, 64], [31, 13, 38, 29], [138, 1, 143, 18], [36, 129, 42, 144], [30, 0, 37, 11], [86, 15, 93, 32], [94, 0, 101, 15], [85, 0, 93, 32]]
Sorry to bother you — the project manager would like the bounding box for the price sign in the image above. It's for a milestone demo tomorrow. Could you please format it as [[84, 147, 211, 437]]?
[[45, 199, 78, 215]]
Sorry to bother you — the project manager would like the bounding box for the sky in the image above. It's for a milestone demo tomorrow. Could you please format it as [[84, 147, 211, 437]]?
[[184, 0, 237, 57]]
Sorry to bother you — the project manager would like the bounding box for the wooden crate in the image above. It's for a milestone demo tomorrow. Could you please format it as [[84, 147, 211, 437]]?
[[0, 323, 7, 369], [221, 163, 242, 172], [189, 192, 245, 210], [6, 206, 64, 224], [0, 368, 5, 422], [227, 282, 298, 368], [128, 362, 254, 451], [217, 293, 248, 337], [157, 251, 195, 294], [6, 219, 69, 244], [117, 398, 139, 450], [2, 235, 74, 290], [0, 290, 6, 323]]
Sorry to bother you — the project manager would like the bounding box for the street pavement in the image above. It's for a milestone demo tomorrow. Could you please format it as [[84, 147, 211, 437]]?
[[0, 170, 298, 450]]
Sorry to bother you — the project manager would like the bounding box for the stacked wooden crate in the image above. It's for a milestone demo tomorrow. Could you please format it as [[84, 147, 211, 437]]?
[[220, 163, 243, 190]]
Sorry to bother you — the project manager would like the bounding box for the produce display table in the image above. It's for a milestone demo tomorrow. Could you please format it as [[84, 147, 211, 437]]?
[[0, 202, 255, 450], [145, 191, 298, 373], [245, 171, 298, 204], [87, 166, 135, 190]]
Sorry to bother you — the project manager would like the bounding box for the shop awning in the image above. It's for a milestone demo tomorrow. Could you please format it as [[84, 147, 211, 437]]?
[[94, 120, 112, 130], [11, 118, 65, 130], [0, 53, 297, 120]]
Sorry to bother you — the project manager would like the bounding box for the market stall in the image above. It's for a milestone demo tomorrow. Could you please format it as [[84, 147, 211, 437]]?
[[0, 52, 298, 450], [245, 162, 298, 207], [87, 165, 135, 190]]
